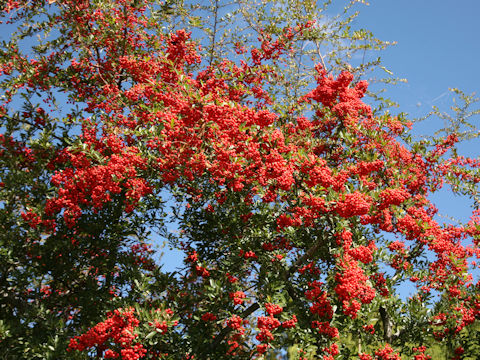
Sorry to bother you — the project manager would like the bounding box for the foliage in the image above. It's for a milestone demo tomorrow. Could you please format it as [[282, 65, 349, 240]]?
[[0, 0, 479, 359]]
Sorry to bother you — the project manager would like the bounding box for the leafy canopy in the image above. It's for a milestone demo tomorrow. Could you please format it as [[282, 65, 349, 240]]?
[[0, 0, 479, 359]]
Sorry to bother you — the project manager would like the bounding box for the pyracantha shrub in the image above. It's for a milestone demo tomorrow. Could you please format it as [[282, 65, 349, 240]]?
[[1, 0, 480, 359]]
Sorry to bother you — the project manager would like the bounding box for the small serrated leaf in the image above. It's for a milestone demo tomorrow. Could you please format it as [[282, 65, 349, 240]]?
[[145, 331, 157, 340]]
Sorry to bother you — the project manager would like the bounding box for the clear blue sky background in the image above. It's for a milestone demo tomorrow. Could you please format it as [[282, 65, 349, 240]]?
[[354, 0, 479, 116]]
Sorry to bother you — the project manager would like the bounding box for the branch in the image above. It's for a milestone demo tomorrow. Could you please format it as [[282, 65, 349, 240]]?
[[379, 305, 393, 343], [390, 241, 424, 284], [210, 302, 260, 350], [208, 0, 219, 67], [283, 213, 335, 281], [283, 240, 322, 281]]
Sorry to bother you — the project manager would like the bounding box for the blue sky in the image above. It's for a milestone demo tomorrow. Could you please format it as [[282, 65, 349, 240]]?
[[353, 0, 479, 112]]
